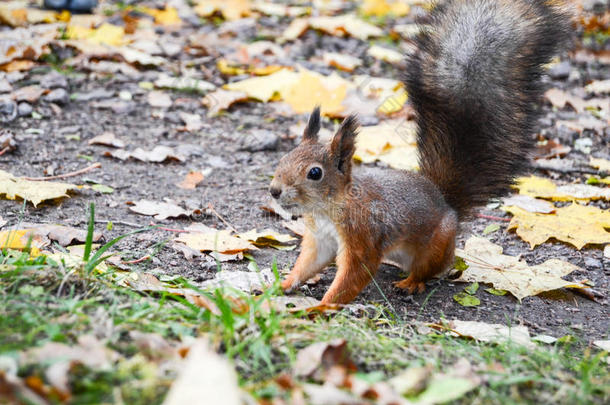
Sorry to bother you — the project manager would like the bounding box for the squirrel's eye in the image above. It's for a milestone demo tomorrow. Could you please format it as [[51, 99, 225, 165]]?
[[307, 166, 323, 181]]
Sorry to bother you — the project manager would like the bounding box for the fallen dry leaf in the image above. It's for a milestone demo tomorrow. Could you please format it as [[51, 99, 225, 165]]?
[[294, 339, 356, 380], [360, 0, 410, 17], [504, 203, 610, 249], [155, 73, 215, 94], [179, 112, 203, 132], [177, 171, 205, 189], [288, 15, 384, 41], [176, 229, 255, 254], [88, 132, 126, 148], [128, 199, 191, 220], [590, 157, 610, 172], [194, 0, 252, 21], [454, 236, 588, 300], [224, 68, 298, 102], [147, 90, 173, 108], [237, 228, 296, 248], [502, 194, 555, 214], [353, 120, 418, 170], [202, 89, 249, 116], [368, 45, 403, 64], [12, 222, 103, 247], [447, 319, 533, 348], [104, 146, 186, 163], [163, 339, 242, 405], [282, 70, 348, 116], [0, 169, 78, 207], [200, 268, 275, 293], [514, 175, 610, 201], [585, 79, 610, 95], [322, 52, 362, 72]]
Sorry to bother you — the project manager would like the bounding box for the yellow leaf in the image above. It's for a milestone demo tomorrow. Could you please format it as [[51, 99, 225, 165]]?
[[454, 236, 588, 301], [65, 23, 125, 46], [0, 229, 41, 255], [353, 120, 418, 170], [514, 175, 610, 201], [176, 230, 256, 254], [251, 65, 284, 76], [367, 45, 403, 64], [217, 59, 247, 75], [309, 14, 383, 40], [282, 70, 347, 116], [0, 170, 78, 207], [194, 0, 251, 21], [224, 68, 298, 102], [237, 228, 296, 248], [377, 87, 407, 114], [360, 0, 410, 17], [590, 157, 610, 172], [504, 203, 610, 249], [141, 6, 182, 26]]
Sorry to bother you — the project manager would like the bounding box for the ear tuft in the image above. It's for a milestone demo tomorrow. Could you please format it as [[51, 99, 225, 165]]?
[[302, 106, 321, 142], [330, 114, 359, 175]]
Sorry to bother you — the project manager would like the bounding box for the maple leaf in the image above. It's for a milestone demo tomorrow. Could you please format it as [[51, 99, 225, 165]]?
[[504, 204, 610, 249], [454, 237, 588, 301], [0, 170, 78, 207]]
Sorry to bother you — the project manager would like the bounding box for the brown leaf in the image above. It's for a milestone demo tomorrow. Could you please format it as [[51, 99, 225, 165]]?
[[294, 339, 356, 380], [177, 171, 205, 189]]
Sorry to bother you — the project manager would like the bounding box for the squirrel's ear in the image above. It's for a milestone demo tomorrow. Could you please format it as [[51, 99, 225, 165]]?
[[330, 114, 359, 175], [302, 106, 321, 143]]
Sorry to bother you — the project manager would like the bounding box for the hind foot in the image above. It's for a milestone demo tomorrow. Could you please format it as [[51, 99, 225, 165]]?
[[394, 275, 426, 294]]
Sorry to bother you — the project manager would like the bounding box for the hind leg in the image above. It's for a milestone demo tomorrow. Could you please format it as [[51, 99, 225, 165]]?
[[394, 211, 457, 294]]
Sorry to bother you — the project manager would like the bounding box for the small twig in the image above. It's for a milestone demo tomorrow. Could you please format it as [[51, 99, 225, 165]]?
[[0, 146, 10, 156], [149, 222, 190, 233], [24, 163, 102, 181], [572, 287, 599, 302], [207, 202, 238, 233], [95, 219, 142, 228], [122, 255, 151, 264], [476, 214, 511, 222]]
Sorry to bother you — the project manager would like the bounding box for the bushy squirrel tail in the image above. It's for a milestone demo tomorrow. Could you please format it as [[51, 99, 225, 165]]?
[[404, 0, 571, 219]]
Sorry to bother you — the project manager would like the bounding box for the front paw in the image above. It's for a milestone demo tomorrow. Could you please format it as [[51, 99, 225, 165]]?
[[281, 277, 297, 293]]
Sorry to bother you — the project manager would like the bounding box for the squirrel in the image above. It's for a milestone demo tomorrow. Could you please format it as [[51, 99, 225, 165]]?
[[269, 0, 571, 305]]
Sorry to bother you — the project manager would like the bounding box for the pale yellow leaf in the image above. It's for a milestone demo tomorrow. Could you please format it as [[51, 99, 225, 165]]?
[[141, 6, 182, 26], [368, 45, 403, 64], [514, 175, 610, 201], [353, 120, 418, 170], [448, 320, 533, 348], [590, 157, 610, 172], [0, 170, 77, 207], [309, 14, 383, 40], [176, 230, 255, 254], [224, 68, 298, 102], [65, 23, 125, 46], [454, 236, 588, 301], [360, 0, 410, 17], [322, 52, 362, 72], [194, 0, 251, 21], [504, 204, 610, 249]]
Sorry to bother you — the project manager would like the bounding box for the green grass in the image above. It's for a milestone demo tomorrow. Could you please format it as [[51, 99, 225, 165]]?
[[0, 208, 608, 404]]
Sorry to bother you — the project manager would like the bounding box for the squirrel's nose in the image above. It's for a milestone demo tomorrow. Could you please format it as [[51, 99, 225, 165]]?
[[269, 187, 282, 199]]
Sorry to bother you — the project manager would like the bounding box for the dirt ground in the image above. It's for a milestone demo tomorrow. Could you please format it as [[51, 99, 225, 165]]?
[[1, 6, 609, 342]]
